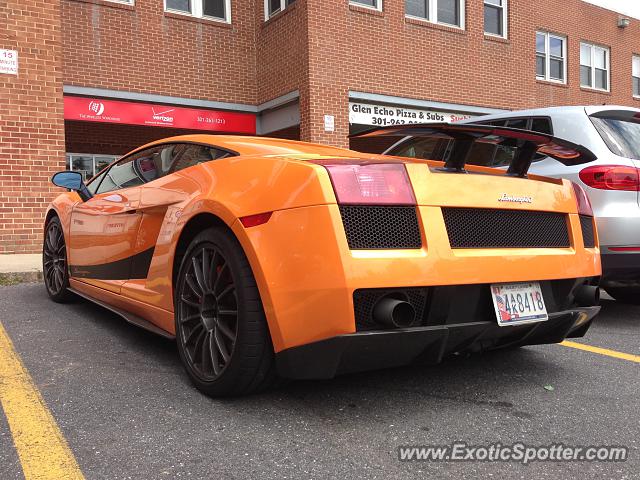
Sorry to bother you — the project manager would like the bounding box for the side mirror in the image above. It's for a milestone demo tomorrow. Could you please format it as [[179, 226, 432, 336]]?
[[51, 171, 93, 201]]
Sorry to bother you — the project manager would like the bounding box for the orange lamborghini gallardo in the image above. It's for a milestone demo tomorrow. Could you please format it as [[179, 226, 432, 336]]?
[[44, 124, 601, 397]]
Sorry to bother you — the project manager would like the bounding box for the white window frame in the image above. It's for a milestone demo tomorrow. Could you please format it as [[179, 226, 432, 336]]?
[[66, 153, 120, 181], [264, 0, 297, 20], [483, 0, 507, 38], [536, 31, 567, 84], [349, 0, 383, 12], [580, 42, 610, 92], [104, 0, 134, 4], [632, 55, 640, 98], [405, 0, 466, 30], [164, 0, 231, 24]]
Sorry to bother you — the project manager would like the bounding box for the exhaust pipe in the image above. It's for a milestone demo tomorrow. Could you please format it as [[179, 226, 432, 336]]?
[[372, 296, 416, 328], [574, 285, 600, 307]]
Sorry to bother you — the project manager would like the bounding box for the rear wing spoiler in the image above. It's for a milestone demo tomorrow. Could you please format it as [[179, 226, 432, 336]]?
[[351, 123, 597, 177]]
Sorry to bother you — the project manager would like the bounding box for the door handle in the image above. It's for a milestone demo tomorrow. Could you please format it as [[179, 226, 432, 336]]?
[[104, 194, 128, 203]]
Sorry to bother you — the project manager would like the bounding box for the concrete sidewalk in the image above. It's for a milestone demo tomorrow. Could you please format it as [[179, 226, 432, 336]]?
[[0, 254, 43, 285]]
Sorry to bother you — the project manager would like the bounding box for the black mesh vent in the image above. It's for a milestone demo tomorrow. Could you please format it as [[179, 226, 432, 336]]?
[[580, 215, 595, 248], [339, 206, 422, 249], [353, 288, 429, 331], [442, 208, 570, 248]]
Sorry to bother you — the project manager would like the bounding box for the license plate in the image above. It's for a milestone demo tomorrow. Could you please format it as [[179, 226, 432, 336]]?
[[490, 282, 548, 326]]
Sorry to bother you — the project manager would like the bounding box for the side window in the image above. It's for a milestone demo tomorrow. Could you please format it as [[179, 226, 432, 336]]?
[[390, 137, 449, 160], [531, 117, 553, 135], [526, 117, 553, 161], [392, 117, 554, 168], [492, 145, 517, 167], [467, 117, 552, 167], [87, 169, 108, 195], [96, 144, 183, 194], [466, 143, 501, 167], [171, 144, 232, 173], [505, 118, 528, 129]]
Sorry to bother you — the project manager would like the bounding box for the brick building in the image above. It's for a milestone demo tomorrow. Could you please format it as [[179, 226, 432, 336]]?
[[2, 0, 640, 253]]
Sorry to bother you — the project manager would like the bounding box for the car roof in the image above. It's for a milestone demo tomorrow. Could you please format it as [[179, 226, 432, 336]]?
[[130, 134, 357, 158], [462, 105, 640, 122]]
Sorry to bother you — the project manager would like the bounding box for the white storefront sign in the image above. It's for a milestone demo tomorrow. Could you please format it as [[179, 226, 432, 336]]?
[[324, 114, 335, 132], [349, 102, 475, 127], [0, 49, 18, 75]]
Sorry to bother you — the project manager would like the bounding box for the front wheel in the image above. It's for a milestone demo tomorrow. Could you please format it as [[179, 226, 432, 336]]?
[[43, 217, 72, 303], [174, 226, 278, 397]]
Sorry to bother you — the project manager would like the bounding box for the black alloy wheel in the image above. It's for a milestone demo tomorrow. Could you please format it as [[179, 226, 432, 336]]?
[[175, 226, 277, 397], [178, 244, 239, 381], [43, 217, 72, 302]]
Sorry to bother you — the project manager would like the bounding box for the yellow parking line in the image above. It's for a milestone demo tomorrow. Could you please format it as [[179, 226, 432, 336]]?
[[0, 322, 84, 480], [560, 340, 640, 363]]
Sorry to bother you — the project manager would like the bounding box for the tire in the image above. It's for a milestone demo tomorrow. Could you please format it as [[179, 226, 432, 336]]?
[[604, 286, 640, 305], [174, 226, 278, 397], [43, 216, 73, 303]]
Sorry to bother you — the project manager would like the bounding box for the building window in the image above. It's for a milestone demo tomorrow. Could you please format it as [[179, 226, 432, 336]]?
[[580, 42, 610, 91], [633, 56, 640, 97], [350, 0, 382, 11], [484, 0, 506, 37], [66, 154, 119, 181], [265, 0, 296, 19], [165, 0, 230, 23], [106, 0, 134, 4], [405, 0, 465, 28], [536, 32, 566, 83]]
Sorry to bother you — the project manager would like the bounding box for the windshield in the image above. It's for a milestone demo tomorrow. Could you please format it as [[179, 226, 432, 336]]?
[[590, 111, 640, 160]]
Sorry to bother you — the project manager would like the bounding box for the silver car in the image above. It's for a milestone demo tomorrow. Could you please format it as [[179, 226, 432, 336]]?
[[384, 106, 640, 303]]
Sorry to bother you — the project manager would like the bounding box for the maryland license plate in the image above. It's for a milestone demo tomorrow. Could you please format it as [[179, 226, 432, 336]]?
[[490, 282, 548, 326]]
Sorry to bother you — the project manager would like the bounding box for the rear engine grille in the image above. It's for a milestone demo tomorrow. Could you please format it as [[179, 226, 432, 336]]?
[[580, 215, 596, 248], [442, 207, 570, 248], [339, 206, 422, 249]]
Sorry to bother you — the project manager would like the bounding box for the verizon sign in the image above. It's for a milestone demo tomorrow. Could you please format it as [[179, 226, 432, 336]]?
[[349, 102, 475, 127], [64, 97, 256, 134]]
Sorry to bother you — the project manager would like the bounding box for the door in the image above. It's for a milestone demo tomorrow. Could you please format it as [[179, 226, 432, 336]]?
[[67, 145, 180, 293], [68, 188, 142, 293], [120, 143, 233, 311]]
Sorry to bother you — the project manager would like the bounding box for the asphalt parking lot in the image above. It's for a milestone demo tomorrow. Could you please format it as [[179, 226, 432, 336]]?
[[0, 282, 638, 479]]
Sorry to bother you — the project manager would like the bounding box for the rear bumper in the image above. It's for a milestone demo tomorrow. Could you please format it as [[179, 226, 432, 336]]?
[[590, 212, 640, 250], [238, 204, 602, 353], [275, 306, 599, 380], [601, 251, 640, 284]]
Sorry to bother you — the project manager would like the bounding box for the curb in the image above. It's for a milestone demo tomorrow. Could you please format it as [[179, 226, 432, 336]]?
[[0, 271, 44, 286]]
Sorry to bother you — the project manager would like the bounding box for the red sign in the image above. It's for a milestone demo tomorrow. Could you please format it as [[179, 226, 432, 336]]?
[[64, 96, 256, 134]]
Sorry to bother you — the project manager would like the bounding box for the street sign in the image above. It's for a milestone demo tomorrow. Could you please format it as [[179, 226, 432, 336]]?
[[0, 49, 18, 75]]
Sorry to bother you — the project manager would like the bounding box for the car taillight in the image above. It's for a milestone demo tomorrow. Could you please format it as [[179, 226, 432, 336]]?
[[579, 165, 640, 191], [321, 163, 416, 205], [571, 182, 594, 216]]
